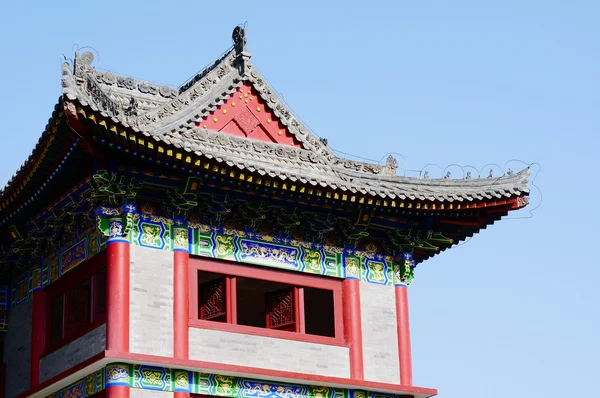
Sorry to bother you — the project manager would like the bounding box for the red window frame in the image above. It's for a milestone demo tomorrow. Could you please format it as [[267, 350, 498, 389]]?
[[189, 257, 346, 346], [43, 251, 107, 356]]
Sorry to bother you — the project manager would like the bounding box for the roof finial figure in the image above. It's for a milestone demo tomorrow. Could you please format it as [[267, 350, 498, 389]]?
[[507, 168, 514, 176], [384, 155, 398, 176], [466, 171, 472, 179], [488, 169, 493, 178], [78, 51, 94, 67], [423, 171, 429, 179], [73, 50, 95, 83], [232, 25, 247, 54]]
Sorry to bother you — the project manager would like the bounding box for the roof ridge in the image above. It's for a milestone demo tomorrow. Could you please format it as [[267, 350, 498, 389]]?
[[241, 61, 333, 157], [163, 126, 530, 201], [123, 27, 335, 158]]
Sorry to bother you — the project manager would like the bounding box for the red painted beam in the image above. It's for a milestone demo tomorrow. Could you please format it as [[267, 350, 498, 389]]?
[[30, 289, 46, 388], [342, 279, 364, 380], [395, 285, 413, 386], [106, 240, 130, 353]]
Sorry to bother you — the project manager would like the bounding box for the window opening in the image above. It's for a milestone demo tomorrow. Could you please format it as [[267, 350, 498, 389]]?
[[199, 275, 227, 322], [304, 287, 335, 337], [48, 269, 106, 347], [196, 268, 338, 339]]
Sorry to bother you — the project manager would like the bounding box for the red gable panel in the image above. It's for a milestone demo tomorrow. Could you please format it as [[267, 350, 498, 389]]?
[[196, 83, 302, 147]]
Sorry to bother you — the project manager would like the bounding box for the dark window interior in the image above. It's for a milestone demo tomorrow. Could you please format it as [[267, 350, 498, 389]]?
[[197, 269, 336, 338], [197, 271, 227, 323], [49, 270, 106, 346], [304, 287, 335, 337], [236, 277, 289, 328], [51, 294, 64, 345]]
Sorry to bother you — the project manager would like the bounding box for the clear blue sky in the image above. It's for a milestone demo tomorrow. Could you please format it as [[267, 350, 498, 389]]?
[[1, 1, 598, 397]]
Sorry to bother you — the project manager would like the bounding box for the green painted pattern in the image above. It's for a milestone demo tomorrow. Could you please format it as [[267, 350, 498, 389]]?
[[46, 363, 405, 398], [10, 211, 412, 312], [131, 218, 410, 286]]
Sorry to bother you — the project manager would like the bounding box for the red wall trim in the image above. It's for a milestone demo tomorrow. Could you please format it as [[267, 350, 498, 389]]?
[[174, 251, 190, 360], [190, 256, 343, 290], [395, 285, 413, 386], [342, 279, 364, 380], [189, 256, 345, 345], [295, 287, 305, 334], [106, 351, 437, 398], [225, 277, 237, 324], [106, 241, 130, 352], [189, 319, 347, 347]]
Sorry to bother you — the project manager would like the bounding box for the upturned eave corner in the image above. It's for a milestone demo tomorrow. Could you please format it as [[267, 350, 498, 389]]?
[[0, 26, 534, 287]]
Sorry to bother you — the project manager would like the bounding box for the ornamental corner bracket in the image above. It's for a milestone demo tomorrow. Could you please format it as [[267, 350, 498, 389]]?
[[94, 204, 138, 241]]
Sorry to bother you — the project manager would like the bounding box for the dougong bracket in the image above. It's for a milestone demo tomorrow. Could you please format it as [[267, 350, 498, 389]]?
[[90, 171, 142, 206], [95, 204, 138, 242], [164, 177, 202, 218], [393, 252, 416, 285]]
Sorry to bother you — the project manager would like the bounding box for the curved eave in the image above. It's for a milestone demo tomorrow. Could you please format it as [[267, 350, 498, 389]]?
[[75, 102, 530, 208], [0, 99, 74, 215], [0, 96, 530, 229]]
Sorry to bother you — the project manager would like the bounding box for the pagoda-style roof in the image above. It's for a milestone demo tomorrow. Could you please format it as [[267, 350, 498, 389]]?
[[0, 26, 530, 282]]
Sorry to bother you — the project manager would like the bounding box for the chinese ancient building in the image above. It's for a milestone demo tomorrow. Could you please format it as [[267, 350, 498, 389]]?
[[0, 27, 530, 398]]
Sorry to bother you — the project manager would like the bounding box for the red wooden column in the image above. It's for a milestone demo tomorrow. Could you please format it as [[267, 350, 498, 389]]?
[[396, 284, 413, 385], [106, 234, 130, 353], [106, 386, 129, 398], [30, 289, 46, 388], [105, 216, 131, 398], [104, 363, 131, 398], [342, 278, 364, 380], [173, 224, 190, 398]]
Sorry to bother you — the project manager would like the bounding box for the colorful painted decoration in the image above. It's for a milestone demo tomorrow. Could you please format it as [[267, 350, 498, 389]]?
[[7, 227, 104, 308], [8, 209, 409, 310], [46, 363, 407, 398]]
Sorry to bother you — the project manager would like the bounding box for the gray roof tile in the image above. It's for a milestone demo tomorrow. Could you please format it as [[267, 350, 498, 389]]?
[[1, 27, 530, 207]]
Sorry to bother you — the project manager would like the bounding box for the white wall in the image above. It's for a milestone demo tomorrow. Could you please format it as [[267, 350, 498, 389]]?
[[130, 245, 173, 357], [131, 389, 174, 398], [189, 327, 350, 378], [360, 283, 400, 384]]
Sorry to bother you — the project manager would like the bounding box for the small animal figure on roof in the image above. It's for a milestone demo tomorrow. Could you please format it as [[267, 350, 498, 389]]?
[[232, 25, 247, 53]]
